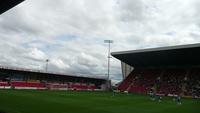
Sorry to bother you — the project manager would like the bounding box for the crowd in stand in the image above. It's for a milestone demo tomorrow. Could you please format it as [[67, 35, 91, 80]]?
[[118, 68, 200, 98]]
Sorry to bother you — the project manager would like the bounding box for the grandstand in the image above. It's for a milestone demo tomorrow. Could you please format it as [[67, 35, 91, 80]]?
[[0, 0, 24, 14], [0, 66, 107, 91], [112, 43, 200, 98]]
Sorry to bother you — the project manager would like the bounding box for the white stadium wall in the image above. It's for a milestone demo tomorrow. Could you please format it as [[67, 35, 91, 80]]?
[[121, 62, 134, 79]]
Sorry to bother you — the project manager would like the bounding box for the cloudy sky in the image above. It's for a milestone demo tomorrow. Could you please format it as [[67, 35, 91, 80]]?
[[0, 0, 200, 83]]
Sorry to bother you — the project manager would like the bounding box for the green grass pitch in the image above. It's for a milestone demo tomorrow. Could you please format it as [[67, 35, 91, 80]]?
[[0, 90, 199, 113]]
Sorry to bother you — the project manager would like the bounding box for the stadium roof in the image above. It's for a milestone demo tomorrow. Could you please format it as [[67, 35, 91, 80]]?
[[0, 66, 106, 81], [111, 43, 200, 68], [0, 0, 24, 15]]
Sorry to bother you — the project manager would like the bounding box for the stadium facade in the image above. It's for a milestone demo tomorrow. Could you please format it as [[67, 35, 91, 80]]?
[[0, 66, 107, 90], [112, 43, 200, 98]]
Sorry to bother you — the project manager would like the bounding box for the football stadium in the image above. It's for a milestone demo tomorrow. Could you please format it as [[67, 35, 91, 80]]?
[[0, 0, 200, 113], [0, 43, 200, 113]]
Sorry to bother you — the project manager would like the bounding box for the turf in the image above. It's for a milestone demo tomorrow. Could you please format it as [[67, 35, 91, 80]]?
[[0, 90, 199, 113]]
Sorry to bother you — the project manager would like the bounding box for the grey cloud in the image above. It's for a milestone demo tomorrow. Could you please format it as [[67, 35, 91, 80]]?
[[116, 0, 145, 22], [1, 0, 200, 84], [190, 32, 200, 38]]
